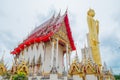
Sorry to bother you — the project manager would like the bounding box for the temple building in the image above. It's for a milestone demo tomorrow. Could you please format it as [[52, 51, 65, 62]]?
[[11, 10, 76, 80], [0, 9, 115, 80]]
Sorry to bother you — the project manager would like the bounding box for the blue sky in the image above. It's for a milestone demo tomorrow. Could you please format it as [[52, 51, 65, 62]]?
[[0, 0, 120, 74]]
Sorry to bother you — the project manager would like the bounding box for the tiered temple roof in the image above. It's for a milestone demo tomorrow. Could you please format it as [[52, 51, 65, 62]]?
[[11, 11, 76, 55]]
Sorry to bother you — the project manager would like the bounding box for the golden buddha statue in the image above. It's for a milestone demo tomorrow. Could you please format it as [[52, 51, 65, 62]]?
[[87, 9, 101, 66]]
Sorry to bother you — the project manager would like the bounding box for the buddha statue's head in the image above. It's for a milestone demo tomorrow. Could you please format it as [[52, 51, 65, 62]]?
[[87, 9, 95, 17]]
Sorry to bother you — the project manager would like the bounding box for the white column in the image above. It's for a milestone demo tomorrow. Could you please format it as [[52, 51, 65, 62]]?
[[36, 76, 41, 80], [24, 48, 29, 63], [66, 44, 68, 72], [34, 43, 38, 64], [41, 43, 45, 72], [0, 76, 2, 80], [68, 51, 71, 68], [50, 74, 58, 80], [32, 44, 36, 75], [68, 52, 70, 65], [34, 66, 37, 76], [64, 76, 68, 80], [28, 76, 32, 80], [29, 66, 32, 75], [56, 38, 58, 68], [19, 51, 23, 60], [38, 43, 42, 70], [27, 47, 31, 65], [34, 44, 38, 75], [51, 42, 54, 68], [69, 52, 72, 65], [29, 45, 34, 65]]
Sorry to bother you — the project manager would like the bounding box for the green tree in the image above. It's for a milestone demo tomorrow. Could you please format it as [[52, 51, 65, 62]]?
[[114, 75, 120, 80]]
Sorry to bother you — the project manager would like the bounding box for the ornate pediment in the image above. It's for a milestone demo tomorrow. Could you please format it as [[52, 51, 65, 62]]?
[[0, 64, 6, 75], [69, 63, 81, 75], [52, 23, 71, 50], [85, 63, 96, 74], [17, 61, 29, 75]]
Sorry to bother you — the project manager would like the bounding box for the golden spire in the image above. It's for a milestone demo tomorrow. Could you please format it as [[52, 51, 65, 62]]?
[[73, 51, 79, 63]]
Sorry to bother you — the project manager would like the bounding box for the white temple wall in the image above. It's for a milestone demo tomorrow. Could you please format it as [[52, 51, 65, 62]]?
[[24, 48, 29, 62], [18, 42, 64, 74], [73, 75, 82, 80], [86, 75, 98, 80], [19, 51, 23, 60], [43, 42, 64, 73], [18, 48, 28, 63], [0, 76, 2, 80], [50, 74, 58, 80], [37, 43, 41, 64], [33, 43, 39, 64], [44, 42, 52, 73], [57, 45, 64, 74], [29, 45, 34, 64]]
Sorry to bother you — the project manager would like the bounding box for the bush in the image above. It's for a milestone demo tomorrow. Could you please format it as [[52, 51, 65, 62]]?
[[12, 72, 28, 80]]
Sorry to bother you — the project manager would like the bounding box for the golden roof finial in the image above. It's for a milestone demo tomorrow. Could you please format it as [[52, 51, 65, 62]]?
[[73, 51, 79, 63]]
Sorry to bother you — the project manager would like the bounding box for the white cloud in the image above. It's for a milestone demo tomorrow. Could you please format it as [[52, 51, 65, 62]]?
[[100, 45, 120, 74]]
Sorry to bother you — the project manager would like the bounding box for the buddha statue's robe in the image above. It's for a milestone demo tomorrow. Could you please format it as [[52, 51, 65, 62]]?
[[87, 9, 101, 66]]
